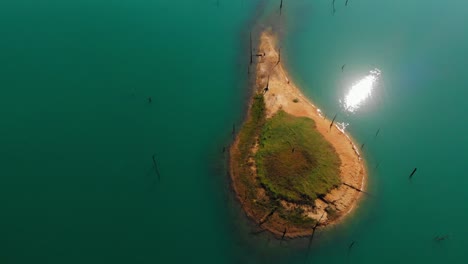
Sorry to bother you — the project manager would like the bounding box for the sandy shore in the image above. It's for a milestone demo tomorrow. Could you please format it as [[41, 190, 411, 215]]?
[[230, 30, 367, 238]]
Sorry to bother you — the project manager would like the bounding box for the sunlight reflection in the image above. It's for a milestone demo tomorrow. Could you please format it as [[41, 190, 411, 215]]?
[[343, 68, 381, 112]]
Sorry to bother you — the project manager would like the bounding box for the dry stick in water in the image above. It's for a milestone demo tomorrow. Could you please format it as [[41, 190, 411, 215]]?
[[280, 0, 283, 15], [375, 128, 381, 138], [332, 0, 336, 15], [348, 241, 356, 255], [281, 228, 287, 241], [341, 64, 346, 71], [345, 0, 350, 6], [409, 168, 417, 179], [330, 114, 338, 130], [250, 31, 253, 65], [152, 154, 161, 182], [232, 124, 236, 140], [306, 213, 325, 258]]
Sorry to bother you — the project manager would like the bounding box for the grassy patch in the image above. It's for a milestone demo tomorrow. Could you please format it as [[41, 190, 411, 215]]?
[[256, 110, 341, 203], [234, 93, 267, 201]]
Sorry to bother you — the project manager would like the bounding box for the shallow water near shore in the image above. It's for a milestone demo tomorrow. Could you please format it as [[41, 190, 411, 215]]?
[[1, 0, 468, 263]]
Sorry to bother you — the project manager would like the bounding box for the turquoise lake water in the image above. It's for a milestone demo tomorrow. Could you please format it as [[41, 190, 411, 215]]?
[[2, 0, 468, 263]]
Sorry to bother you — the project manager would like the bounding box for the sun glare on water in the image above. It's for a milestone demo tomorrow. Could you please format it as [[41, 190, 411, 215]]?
[[343, 68, 381, 112]]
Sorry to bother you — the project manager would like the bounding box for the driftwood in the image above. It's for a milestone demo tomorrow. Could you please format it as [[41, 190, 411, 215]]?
[[345, 0, 350, 6], [280, 0, 283, 15], [375, 128, 380, 138]]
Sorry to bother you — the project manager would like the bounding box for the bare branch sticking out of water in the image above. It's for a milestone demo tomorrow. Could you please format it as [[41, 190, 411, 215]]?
[[152, 154, 161, 182], [409, 168, 417, 179], [306, 213, 325, 260], [280, 0, 283, 15], [375, 128, 380, 138], [281, 228, 287, 240], [250, 32, 253, 65], [330, 114, 338, 130], [332, 0, 336, 15], [348, 241, 356, 256], [346, 0, 350, 6]]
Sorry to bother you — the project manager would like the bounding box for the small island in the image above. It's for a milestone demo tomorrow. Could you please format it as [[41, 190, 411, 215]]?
[[230, 31, 367, 238]]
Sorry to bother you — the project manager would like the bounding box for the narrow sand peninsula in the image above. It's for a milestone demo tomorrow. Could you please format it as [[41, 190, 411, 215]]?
[[230, 31, 367, 238]]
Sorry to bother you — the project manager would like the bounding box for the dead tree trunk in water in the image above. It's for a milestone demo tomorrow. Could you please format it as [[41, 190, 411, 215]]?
[[330, 114, 337, 130], [375, 128, 380, 138], [409, 168, 417, 179], [307, 213, 325, 255], [249, 32, 253, 65], [348, 241, 356, 256], [152, 154, 161, 182], [232, 124, 236, 140]]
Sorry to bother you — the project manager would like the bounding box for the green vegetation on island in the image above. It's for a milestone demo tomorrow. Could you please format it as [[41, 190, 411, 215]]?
[[256, 110, 341, 203], [231, 93, 341, 231]]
